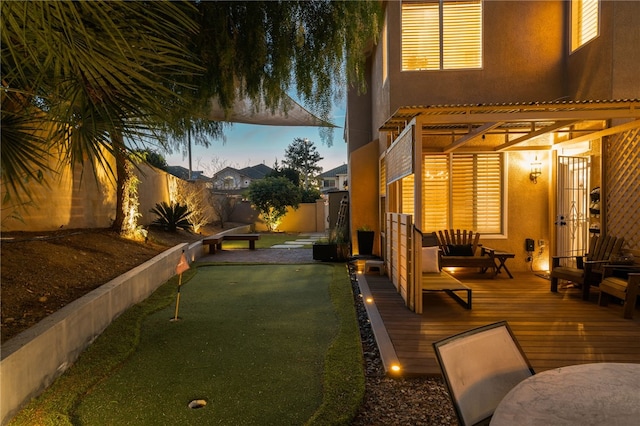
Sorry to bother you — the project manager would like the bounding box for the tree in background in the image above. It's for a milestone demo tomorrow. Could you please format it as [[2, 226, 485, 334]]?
[[283, 138, 323, 191], [210, 194, 239, 228], [247, 177, 301, 231], [268, 160, 301, 187], [174, 180, 212, 234], [133, 149, 168, 171], [267, 161, 321, 203]]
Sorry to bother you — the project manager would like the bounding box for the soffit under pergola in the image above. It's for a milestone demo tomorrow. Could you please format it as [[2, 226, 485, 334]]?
[[379, 99, 640, 152]]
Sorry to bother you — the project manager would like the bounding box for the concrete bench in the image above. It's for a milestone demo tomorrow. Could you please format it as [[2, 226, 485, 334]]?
[[202, 233, 260, 254], [422, 271, 472, 309], [598, 272, 640, 319]]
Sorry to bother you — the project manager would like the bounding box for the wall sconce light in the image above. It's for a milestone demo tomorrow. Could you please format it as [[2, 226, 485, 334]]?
[[530, 156, 542, 184]]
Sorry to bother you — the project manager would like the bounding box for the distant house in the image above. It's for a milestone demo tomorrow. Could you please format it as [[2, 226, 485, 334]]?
[[318, 164, 348, 193], [164, 166, 208, 182], [212, 164, 274, 190]]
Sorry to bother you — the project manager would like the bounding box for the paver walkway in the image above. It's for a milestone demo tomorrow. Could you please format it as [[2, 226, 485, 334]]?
[[198, 233, 325, 264]]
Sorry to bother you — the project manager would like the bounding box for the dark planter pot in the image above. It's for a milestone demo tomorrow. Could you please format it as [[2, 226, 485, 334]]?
[[357, 230, 375, 255], [313, 243, 350, 262]]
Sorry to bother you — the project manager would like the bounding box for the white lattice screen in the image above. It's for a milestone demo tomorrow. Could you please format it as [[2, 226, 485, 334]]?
[[606, 129, 640, 251]]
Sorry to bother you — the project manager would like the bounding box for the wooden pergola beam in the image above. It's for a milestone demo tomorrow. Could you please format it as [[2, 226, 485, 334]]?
[[441, 122, 503, 153], [554, 119, 640, 146], [495, 120, 578, 151]]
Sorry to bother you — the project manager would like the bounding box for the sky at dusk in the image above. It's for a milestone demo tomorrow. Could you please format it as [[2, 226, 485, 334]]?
[[164, 100, 348, 177]]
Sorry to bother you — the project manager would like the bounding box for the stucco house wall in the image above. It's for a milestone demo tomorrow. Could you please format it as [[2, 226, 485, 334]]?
[[1, 154, 181, 232], [382, 0, 566, 113], [347, 0, 640, 272]]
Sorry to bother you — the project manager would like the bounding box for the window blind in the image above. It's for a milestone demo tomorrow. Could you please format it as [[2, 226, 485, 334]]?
[[422, 153, 503, 234], [474, 154, 502, 233], [402, 174, 415, 216], [382, 13, 389, 83], [442, 2, 483, 69], [451, 154, 475, 230], [572, 0, 599, 51], [402, 1, 482, 71], [380, 157, 387, 196], [422, 155, 449, 231], [386, 127, 414, 184], [402, 2, 440, 70]]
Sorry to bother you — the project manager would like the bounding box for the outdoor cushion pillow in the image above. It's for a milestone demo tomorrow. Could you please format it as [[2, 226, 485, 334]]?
[[447, 244, 474, 256], [422, 246, 440, 273]]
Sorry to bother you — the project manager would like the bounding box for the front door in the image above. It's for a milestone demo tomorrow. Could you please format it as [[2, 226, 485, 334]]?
[[555, 156, 590, 266]]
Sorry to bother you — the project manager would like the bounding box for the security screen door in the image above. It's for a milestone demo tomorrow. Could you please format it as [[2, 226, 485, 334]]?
[[555, 156, 590, 266]]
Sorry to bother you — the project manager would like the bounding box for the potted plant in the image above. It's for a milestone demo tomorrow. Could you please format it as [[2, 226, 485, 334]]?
[[357, 225, 375, 256], [313, 223, 350, 261]]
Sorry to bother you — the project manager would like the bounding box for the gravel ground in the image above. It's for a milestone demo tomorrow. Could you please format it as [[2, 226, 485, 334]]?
[[203, 247, 458, 425], [347, 262, 458, 426]]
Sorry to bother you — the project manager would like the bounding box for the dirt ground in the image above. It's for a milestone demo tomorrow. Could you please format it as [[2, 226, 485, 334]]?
[[0, 224, 224, 343]]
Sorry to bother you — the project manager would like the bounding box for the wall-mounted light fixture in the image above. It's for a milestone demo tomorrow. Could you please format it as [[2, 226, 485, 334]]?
[[530, 156, 542, 184]]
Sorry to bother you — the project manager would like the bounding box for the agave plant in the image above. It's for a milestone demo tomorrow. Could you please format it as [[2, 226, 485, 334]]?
[[149, 202, 192, 232]]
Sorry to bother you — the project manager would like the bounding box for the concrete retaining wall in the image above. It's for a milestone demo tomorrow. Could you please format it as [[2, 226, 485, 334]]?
[[0, 243, 190, 425]]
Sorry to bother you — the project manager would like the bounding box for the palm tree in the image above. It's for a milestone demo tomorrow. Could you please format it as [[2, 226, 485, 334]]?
[[1, 1, 201, 230]]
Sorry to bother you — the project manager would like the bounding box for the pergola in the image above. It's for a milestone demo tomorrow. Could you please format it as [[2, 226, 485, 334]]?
[[380, 99, 640, 152], [377, 99, 640, 314]]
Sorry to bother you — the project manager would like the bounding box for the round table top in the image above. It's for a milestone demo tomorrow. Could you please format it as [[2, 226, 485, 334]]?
[[490, 362, 640, 426]]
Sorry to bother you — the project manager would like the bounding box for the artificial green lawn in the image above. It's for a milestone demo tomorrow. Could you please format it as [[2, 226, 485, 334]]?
[[9, 262, 363, 426]]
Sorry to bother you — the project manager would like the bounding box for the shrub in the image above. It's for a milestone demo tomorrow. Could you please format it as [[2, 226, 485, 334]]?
[[149, 201, 192, 232]]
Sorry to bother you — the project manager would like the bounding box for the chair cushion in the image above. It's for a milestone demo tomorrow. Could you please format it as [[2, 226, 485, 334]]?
[[447, 244, 474, 256], [422, 247, 440, 273]]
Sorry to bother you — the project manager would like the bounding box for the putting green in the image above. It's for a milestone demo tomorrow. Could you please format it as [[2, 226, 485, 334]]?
[[74, 264, 339, 425]]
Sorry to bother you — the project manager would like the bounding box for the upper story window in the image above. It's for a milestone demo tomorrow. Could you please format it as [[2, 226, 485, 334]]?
[[402, 0, 483, 71], [323, 179, 336, 188], [571, 0, 599, 52], [382, 12, 388, 84]]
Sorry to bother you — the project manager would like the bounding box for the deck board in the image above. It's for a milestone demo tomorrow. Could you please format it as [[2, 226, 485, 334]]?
[[357, 270, 640, 377]]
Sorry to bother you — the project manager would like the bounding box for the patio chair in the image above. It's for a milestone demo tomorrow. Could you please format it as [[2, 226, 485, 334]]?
[[434, 229, 497, 276], [598, 264, 640, 319], [433, 321, 535, 426], [550, 235, 624, 300]]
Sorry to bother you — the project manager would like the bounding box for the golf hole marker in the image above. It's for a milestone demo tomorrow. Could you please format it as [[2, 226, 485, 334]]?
[[188, 399, 207, 409]]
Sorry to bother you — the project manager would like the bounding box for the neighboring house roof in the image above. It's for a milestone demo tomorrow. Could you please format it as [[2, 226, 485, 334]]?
[[318, 164, 347, 179], [238, 163, 273, 179], [212, 164, 274, 182], [165, 166, 209, 181], [215, 166, 244, 178]]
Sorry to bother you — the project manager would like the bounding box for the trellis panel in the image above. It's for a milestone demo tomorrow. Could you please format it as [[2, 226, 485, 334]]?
[[606, 129, 640, 251]]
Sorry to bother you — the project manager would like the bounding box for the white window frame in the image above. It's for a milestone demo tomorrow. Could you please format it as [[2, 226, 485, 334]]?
[[401, 0, 483, 71], [571, 0, 599, 52]]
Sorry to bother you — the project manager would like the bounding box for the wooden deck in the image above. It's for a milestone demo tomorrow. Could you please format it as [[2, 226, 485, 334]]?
[[357, 270, 640, 377]]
